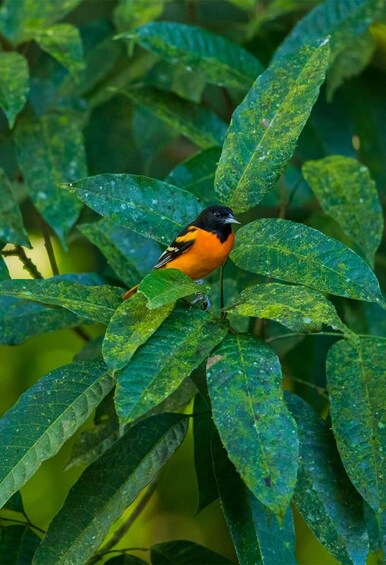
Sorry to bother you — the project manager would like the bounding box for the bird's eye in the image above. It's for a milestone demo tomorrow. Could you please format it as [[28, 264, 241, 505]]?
[[214, 211, 221, 218]]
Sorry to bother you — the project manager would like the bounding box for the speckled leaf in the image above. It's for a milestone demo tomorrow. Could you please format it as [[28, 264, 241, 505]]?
[[0, 52, 29, 128], [33, 24, 85, 78], [227, 283, 350, 335], [79, 219, 161, 287], [207, 334, 299, 516], [125, 87, 227, 149], [273, 0, 383, 63], [113, 0, 166, 32], [326, 337, 386, 512], [67, 173, 202, 244], [115, 306, 227, 423], [0, 169, 30, 247], [231, 218, 384, 304], [0, 278, 123, 324], [212, 433, 296, 565], [364, 504, 386, 563], [0, 0, 82, 43], [303, 156, 383, 267], [0, 359, 113, 508], [15, 114, 86, 246], [165, 147, 221, 204], [133, 22, 263, 89], [214, 41, 329, 212], [0, 526, 40, 564], [286, 392, 369, 565], [33, 414, 188, 565], [139, 269, 207, 309], [150, 540, 233, 565], [103, 292, 174, 372]]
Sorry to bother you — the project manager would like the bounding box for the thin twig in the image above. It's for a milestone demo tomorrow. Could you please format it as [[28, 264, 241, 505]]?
[[0, 515, 46, 535], [220, 264, 226, 319], [1, 246, 43, 278], [266, 331, 343, 344], [38, 215, 59, 276], [73, 326, 91, 341], [87, 481, 158, 565], [283, 373, 328, 399]]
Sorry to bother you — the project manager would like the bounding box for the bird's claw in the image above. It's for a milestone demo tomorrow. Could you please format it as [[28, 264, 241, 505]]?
[[191, 292, 211, 311]]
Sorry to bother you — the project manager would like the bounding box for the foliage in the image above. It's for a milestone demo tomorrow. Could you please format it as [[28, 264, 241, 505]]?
[[0, 1, 385, 564]]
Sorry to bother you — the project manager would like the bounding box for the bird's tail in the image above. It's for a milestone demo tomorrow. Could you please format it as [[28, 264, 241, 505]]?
[[122, 284, 139, 301]]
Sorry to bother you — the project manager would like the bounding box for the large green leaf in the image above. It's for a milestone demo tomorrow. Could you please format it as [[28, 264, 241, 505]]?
[[326, 337, 386, 513], [150, 540, 233, 565], [103, 292, 174, 372], [0, 525, 40, 565], [15, 114, 87, 246], [206, 334, 299, 516], [165, 147, 221, 204], [67, 173, 202, 244], [0, 278, 123, 324], [32, 414, 188, 565], [124, 87, 227, 149], [302, 156, 383, 266], [286, 392, 369, 565], [0, 0, 81, 43], [227, 282, 350, 334], [231, 218, 384, 304], [133, 22, 263, 89], [0, 169, 30, 247], [33, 24, 85, 78], [115, 306, 227, 423], [138, 269, 207, 309], [79, 219, 161, 287], [212, 433, 296, 565], [214, 40, 329, 212], [273, 0, 383, 63], [0, 52, 29, 129], [0, 359, 113, 508]]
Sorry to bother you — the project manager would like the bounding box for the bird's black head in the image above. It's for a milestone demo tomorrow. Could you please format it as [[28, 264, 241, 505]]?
[[194, 205, 240, 240]]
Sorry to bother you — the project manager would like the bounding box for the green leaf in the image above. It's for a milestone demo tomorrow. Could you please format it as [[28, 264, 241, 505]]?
[[214, 40, 329, 212], [326, 337, 386, 513], [231, 218, 384, 304], [133, 22, 263, 89], [150, 540, 233, 565], [14, 114, 87, 246], [206, 334, 299, 516], [32, 413, 188, 565], [79, 219, 161, 287], [138, 269, 208, 309], [165, 147, 221, 204], [326, 31, 375, 100], [113, 0, 166, 32], [145, 59, 206, 104], [67, 173, 203, 244], [0, 52, 29, 129], [302, 156, 383, 267], [0, 278, 123, 325], [227, 283, 350, 334], [0, 359, 113, 508], [286, 392, 369, 565], [0, 526, 40, 565], [115, 306, 227, 423], [103, 292, 174, 372], [33, 24, 85, 78], [0, 0, 81, 43], [2, 490, 24, 513], [124, 87, 227, 149], [212, 433, 296, 565], [273, 0, 382, 63], [0, 169, 30, 247], [364, 504, 386, 563], [193, 393, 218, 513]]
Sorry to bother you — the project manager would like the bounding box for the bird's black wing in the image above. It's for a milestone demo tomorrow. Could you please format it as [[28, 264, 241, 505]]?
[[153, 226, 197, 269]]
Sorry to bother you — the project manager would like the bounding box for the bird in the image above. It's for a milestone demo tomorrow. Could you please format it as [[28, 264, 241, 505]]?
[[122, 205, 240, 301]]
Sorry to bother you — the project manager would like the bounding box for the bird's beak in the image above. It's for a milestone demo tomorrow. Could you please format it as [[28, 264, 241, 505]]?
[[225, 214, 241, 225]]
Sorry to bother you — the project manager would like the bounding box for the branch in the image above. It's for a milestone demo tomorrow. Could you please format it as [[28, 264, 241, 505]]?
[[1, 246, 43, 279]]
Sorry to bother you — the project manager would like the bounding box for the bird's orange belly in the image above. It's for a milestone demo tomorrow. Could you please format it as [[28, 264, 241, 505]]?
[[163, 230, 234, 280]]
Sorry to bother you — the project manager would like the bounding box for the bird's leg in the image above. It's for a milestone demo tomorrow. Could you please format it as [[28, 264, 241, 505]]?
[[191, 279, 211, 310]]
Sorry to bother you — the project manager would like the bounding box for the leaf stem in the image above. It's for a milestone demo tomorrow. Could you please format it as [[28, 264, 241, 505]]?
[[38, 215, 59, 276], [220, 264, 226, 319], [266, 331, 343, 343], [0, 515, 45, 535], [1, 246, 43, 279], [283, 373, 328, 399], [87, 481, 157, 565]]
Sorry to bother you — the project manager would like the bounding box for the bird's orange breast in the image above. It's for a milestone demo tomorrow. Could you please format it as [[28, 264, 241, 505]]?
[[163, 228, 234, 280]]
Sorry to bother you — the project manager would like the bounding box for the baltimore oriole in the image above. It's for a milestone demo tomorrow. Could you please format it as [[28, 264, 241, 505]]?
[[122, 205, 240, 300]]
